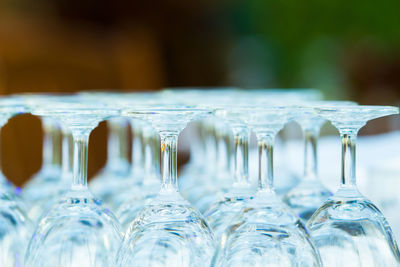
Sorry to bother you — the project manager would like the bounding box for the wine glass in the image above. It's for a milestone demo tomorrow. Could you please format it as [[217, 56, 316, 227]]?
[[188, 118, 233, 214], [179, 88, 324, 214], [78, 92, 132, 210], [83, 91, 162, 211], [283, 101, 356, 222], [20, 94, 75, 223], [212, 106, 321, 267], [205, 106, 255, 241], [116, 120, 161, 231], [117, 106, 215, 267], [25, 99, 123, 267], [0, 97, 32, 267], [307, 105, 400, 266], [23, 117, 63, 221], [161, 88, 237, 208], [89, 116, 131, 210]]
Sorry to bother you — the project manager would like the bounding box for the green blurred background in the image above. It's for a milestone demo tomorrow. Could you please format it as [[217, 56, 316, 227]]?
[[0, 0, 399, 185]]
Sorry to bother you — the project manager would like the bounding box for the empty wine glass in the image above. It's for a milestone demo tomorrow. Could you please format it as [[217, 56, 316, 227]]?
[[23, 117, 63, 220], [117, 120, 161, 231], [117, 106, 215, 267], [307, 105, 400, 266], [0, 97, 32, 267], [83, 91, 162, 211], [182, 88, 323, 215], [205, 106, 255, 241], [162, 88, 237, 208], [25, 99, 123, 267], [89, 117, 131, 209], [283, 101, 356, 222], [79, 92, 132, 210], [21, 94, 75, 223], [189, 118, 233, 213], [213, 106, 321, 267]]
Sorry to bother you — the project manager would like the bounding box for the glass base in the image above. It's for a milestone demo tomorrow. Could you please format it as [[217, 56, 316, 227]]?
[[117, 181, 160, 232], [182, 173, 232, 214], [213, 191, 321, 267], [307, 191, 400, 266], [283, 180, 332, 222], [118, 190, 215, 267], [25, 188, 122, 267], [205, 186, 254, 240]]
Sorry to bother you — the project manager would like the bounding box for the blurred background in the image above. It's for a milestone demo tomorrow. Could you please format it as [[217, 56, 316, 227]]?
[[0, 0, 399, 186]]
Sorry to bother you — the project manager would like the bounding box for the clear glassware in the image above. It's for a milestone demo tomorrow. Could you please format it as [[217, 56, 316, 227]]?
[[83, 91, 162, 211], [0, 98, 32, 267], [177, 88, 323, 213], [243, 89, 323, 195], [25, 100, 123, 267], [205, 107, 255, 241], [78, 92, 132, 210], [102, 116, 152, 214], [212, 106, 321, 267], [307, 105, 400, 266], [117, 106, 215, 267], [283, 101, 356, 222], [162, 88, 238, 207], [89, 117, 131, 210], [116, 121, 161, 232], [22, 117, 65, 220], [189, 119, 233, 213], [20, 94, 75, 223]]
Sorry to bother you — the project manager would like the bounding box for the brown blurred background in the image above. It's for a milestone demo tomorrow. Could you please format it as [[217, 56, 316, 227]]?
[[0, 0, 399, 186]]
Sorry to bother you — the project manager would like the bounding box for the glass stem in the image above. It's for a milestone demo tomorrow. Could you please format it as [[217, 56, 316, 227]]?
[[189, 121, 205, 168], [233, 127, 249, 186], [72, 131, 90, 190], [107, 118, 129, 171], [303, 127, 319, 181], [130, 120, 144, 178], [204, 121, 217, 174], [216, 124, 231, 177], [42, 118, 62, 168], [61, 128, 73, 181], [258, 135, 274, 192], [143, 126, 159, 184], [160, 134, 178, 192], [340, 132, 357, 189]]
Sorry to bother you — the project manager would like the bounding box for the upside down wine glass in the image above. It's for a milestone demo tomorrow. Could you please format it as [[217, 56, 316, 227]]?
[[191, 118, 233, 214], [0, 99, 31, 267], [88, 92, 160, 211], [283, 101, 356, 222], [80, 92, 132, 211], [23, 117, 63, 222], [205, 107, 255, 241], [117, 106, 215, 267], [25, 101, 123, 267], [181, 117, 218, 210], [163, 88, 237, 209], [117, 120, 161, 232], [22, 94, 75, 223], [213, 106, 321, 267], [307, 105, 400, 266], [89, 117, 131, 210]]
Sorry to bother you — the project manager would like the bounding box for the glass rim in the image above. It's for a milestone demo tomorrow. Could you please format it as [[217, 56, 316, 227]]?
[[122, 106, 212, 116], [315, 105, 399, 113]]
